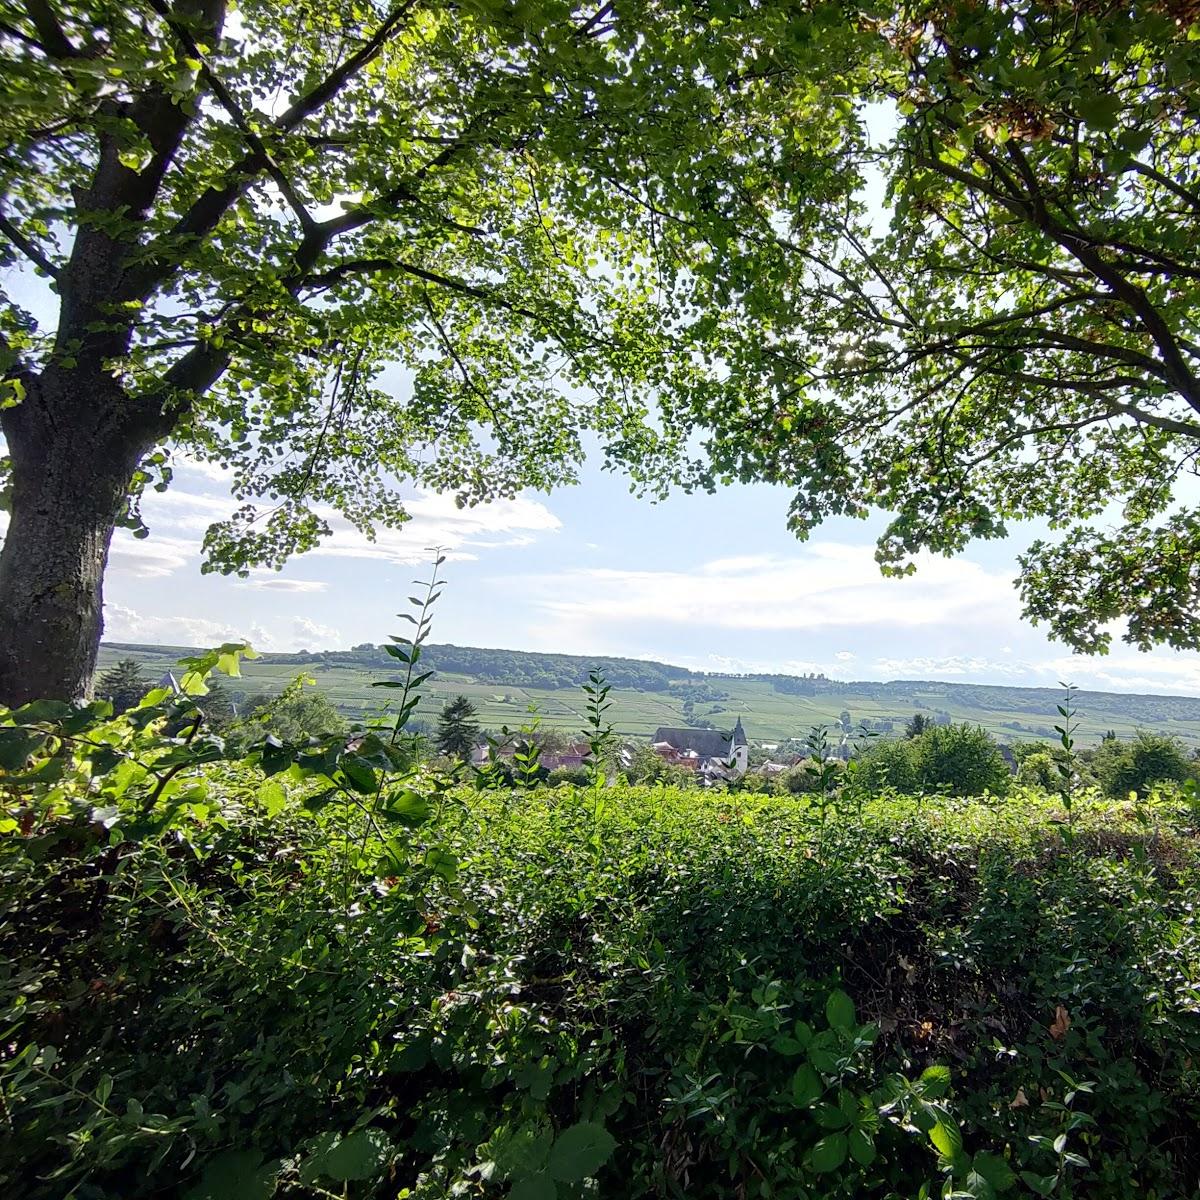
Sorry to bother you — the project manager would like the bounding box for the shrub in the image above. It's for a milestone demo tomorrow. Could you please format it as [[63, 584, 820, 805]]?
[[781, 758, 845, 795], [1016, 750, 1060, 791], [849, 738, 918, 794], [547, 765, 591, 787], [1095, 731, 1194, 798], [910, 722, 1011, 797]]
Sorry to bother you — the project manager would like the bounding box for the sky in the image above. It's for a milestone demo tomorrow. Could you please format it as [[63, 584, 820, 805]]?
[[5, 111, 1200, 699], [16, 449, 1190, 698]]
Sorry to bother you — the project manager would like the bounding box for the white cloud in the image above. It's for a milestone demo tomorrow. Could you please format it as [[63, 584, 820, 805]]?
[[103, 603, 248, 648], [112, 484, 562, 579], [307, 492, 560, 566], [236, 573, 328, 593], [107, 531, 197, 578], [511, 544, 1017, 635], [293, 617, 340, 648], [835, 651, 857, 662], [873, 655, 1030, 679]]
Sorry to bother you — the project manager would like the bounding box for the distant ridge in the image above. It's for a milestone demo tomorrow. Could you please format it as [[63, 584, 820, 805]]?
[[100, 639, 1200, 705]]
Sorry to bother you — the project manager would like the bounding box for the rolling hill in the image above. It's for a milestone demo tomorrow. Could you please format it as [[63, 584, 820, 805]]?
[[95, 640, 1200, 748]]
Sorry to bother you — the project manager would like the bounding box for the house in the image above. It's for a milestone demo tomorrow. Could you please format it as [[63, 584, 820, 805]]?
[[650, 717, 749, 777], [541, 742, 591, 771]]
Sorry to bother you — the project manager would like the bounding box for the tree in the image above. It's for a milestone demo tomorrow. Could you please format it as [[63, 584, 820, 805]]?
[[699, 2, 1200, 654], [436, 695, 479, 762], [198, 677, 237, 728], [849, 737, 918, 796], [1095, 731, 1193, 799], [0, 0, 866, 704], [905, 713, 930, 740], [94, 656, 148, 714], [225, 679, 346, 751], [911, 724, 1011, 798]]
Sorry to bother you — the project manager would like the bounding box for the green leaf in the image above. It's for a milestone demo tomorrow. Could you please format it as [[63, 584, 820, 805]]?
[[424, 847, 458, 882], [546, 1122, 617, 1182], [930, 1115, 965, 1165], [919, 1064, 951, 1098], [812, 1102, 850, 1129], [509, 1174, 556, 1200], [1019, 1171, 1058, 1197], [304, 1129, 393, 1183], [791, 1064, 823, 1108], [184, 1150, 277, 1200], [491, 1123, 553, 1179], [807, 1031, 845, 1074], [848, 1128, 876, 1166], [825, 989, 855, 1032], [972, 1152, 1016, 1191], [323, 1129, 393, 1181], [0, 728, 46, 770], [808, 1132, 848, 1174], [339, 756, 378, 794], [965, 1169, 997, 1200], [382, 788, 432, 827]]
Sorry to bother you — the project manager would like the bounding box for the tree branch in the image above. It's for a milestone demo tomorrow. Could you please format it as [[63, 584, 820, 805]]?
[[145, 0, 315, 233], [0, 212, 59, 277], [22, 0, 78, 58], [274, 0, 418, 133]]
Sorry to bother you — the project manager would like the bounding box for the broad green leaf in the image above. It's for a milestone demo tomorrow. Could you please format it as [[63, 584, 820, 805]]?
[[808, 1132, 848, 1174], [318, 1129, 393, 1182], [546, 1122, 617, 1182], [848, 1128, 876, 1166], [184, 1150, 277, 1200], [825, 989, 855, 1032], [791, 1064, 823, 1108], [509, 1174, 556, 1200], [971, 1152, 1015, 1191]]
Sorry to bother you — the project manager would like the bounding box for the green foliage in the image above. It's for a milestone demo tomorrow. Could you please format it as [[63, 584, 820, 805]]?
[[910, 723, 1012, 798], [694, 0, 1200, 652], [852, 737, 920, 795], [906, 713, 930, 740], [226, 679, 348, 751], [436, 695, 480, 761], [545, 765, 591, 788], [1094, 730, 1194, 799], [0, 0, 880, 700], [1017, 751, 1060, 792], [94, 657, 150, 715], [6, 734, 1200, 1198]]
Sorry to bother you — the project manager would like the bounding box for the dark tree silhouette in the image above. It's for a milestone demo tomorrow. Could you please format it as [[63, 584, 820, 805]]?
[[95, 657, 149, 715], [436, 696, 480, 761]]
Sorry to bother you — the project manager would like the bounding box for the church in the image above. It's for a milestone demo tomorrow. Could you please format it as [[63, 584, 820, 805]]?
[[649, 717, 749, 778]]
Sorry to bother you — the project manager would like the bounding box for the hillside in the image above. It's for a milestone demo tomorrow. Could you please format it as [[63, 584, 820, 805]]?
[[96, 640, 1200, 748]]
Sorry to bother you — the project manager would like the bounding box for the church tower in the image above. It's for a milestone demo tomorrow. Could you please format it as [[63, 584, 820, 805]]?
[[729, 717, 749, 774]]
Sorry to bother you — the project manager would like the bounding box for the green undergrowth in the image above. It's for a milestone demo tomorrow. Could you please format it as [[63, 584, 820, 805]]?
[[4, 779, 1200, 1199]]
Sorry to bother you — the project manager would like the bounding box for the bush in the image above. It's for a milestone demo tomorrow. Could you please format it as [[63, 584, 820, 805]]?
[[910, 722, 1011, 797], [849, 738, 919, 794], [1095, 731, 1194, 798], [1016, 750, 1060, 791], [546, 765, 591, 787]]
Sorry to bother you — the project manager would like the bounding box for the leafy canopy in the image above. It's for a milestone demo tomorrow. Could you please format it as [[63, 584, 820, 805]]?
[[0, 0, 865, 569], [693, 1, 1200, 653]]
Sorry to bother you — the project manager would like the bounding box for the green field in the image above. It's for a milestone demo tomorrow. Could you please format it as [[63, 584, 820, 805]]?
[[96, 641, 1200, 748]]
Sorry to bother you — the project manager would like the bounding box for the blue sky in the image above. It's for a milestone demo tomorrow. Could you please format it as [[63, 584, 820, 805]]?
[[33, 448, 1193, 697]]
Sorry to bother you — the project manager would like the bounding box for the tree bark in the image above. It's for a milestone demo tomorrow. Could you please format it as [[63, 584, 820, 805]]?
[[0, 373, 148, 706]]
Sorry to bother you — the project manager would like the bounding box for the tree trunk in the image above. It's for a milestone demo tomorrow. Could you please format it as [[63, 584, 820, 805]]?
[[0, 374, 146, 706]]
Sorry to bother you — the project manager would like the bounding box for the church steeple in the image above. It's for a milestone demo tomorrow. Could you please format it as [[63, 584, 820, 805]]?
[[731, 717, 747, 747]]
